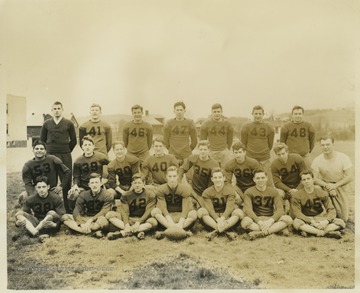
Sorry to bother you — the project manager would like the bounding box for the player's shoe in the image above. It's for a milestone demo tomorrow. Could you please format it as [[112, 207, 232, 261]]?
[[42, 221, 57, 229], [325, 231, 342, 239], [185, 230, 193, 237], [205, 230, 218, 241], [92, 231, 104, 238], [248, 231, 264, 240], [154, 231, 165, 240], [136, 232, 145, 240], [217, 221, 228, 233], [224, 232, 237, 241], [280, 227, 290, 237], [38, 234, 50, 243], [300, 231, 308, 237], [107, 231, 123, 240]]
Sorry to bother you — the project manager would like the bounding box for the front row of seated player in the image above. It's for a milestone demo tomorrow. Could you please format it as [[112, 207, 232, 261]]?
[[15, 167, 345, 241]]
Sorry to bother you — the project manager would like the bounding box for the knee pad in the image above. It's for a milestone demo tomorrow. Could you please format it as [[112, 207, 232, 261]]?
[[332, 218, 346, 229], [61, 214, 73, 222], [187, 210, 198, 221], [151, 207, 162, 217], [232, 208, 244, 220], [105, 211, 119, 220], [146, 217, 158, 228], [46, 211, 61, 223], [293, 218, 305, 230], [280, 215, 293, 225], [15, 210, 25, 217], [240, 216, 254, 229], [95, 216, 109, 229], [197, 208, 209, 219]]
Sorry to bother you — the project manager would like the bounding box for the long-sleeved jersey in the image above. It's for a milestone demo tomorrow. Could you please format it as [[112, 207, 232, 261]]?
[[73, 152, 109, 189], [22, 155, 71, 196], [23, 190, 65, 220], [123, 120, 153, 157], [202, 183, 236, 219], [120, 188, 156, 224], [178, 154, 219, 195], [240, 121, 275, 161], [142, 154, 179, 185], [163, 118, 198, 160], [200, 119, 233, 151], [155, 183, 193, 217], [40, 118, 77, 153], [291, 187, 336, 223], [79, 120, 112, 156], [106, 155, 140, 189], [271, 153, 306, 192], [243, 186, 284, 222], [280, 121, 315, 156]]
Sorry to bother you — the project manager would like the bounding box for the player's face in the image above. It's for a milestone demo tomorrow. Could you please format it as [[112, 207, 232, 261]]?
[[35, 182, 49, 198], [276, 148, 289, 163], [292, 109, 304, 123], [90, 106, 101, 120], [166, 170, 178, 186], [33, 144, 46, 158], [301, 174, 314, 188], [174, 106, 185, 120], [253, 172, 268, 188], [153, 141, 164, 156], [252, 110, 264, 122], [51, 104, 63, 118], [198, 145, 210, 160], [88, 177, 102, 193], [211, 171, 225, 188], [113, 144, 126, 158], [132, 178, 144, 193], [82, 140, 95, 156], [211, 108, 223, 121], [132, 108, 143, 123], [233, 148, 246, 163], [320, 139, 333, 155]]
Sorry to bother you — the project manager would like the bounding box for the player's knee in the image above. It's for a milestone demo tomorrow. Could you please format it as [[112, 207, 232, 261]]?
[[293, 218, 305, 230], [46, 210, 61, 223], [240, 216, 253, 229], [106, 188, 116, 198], [95, 216, 109, 229], [151, 207, 162, 217], [15, 210, 25, 218], [146, 217, 158, 228], [105, 211, 119, 220], [197, 208, 209, 219], [280, 215, 293, 225], [277, 188, 286, 199], [61, 214, 72, 222], [187, 210, 198, 221], [232, 208, 244, 220], [332, 218, 346, 229]]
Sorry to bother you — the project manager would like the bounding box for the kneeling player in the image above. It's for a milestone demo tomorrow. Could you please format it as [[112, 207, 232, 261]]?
[[151, 166, 197, 231], [106, 173, 158, 240], [241, 169, 293, 240], [62, 173, 113, 237], [291, 170, 345, 239], [15, 176, 65, 241], [197, 167, 244, 240]]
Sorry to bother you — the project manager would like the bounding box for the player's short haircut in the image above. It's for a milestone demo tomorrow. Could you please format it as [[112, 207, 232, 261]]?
[[32, 140, 46, 150], [153, 136, 164, 145], [112, 140, 126, 149], [273, 142, 289, 154], [211, 103, 222, 111], [90, 103, 102, 111], [211, 167, 224, 176], [89, 172, 102, 180], [52, 101, 63, 108], [131, 104, 143, 112], [292, 105, 304, 113], [35, 176, 49, 185], [174, 101, 186, 109], [166, 165, 178, 174], [197, 140, 210, 148], [319, 136, 335, 143], [253, 168, 266, 177], [232, 141, 246, 152], [299, 170, 314, 179], [81, 135, 95, 147], [252, 105, 264, 113], [132, 173, 144, 182]]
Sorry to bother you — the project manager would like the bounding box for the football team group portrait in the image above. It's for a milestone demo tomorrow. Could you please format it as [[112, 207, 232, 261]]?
[[3, 0, 357, 291]]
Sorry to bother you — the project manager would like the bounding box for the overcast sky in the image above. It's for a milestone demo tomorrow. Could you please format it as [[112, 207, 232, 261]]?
[[1, 0, 359, 120]]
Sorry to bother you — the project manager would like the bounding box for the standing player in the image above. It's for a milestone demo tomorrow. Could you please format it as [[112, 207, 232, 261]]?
[[178, 140, 219, 207], [106, 141, 140, 199], [163, 101, 198, 165], [62, 173, 113, 237], [197, 167, 244, 240], [123, 104, 153, 161], [19, 140, 71, 205], [291, 170, 345, 239], [79, 103, 112, 157], [311, 136, 353, 222], [151, 166, 197, 231], [240, 105, 275, 185], [40, 101, 77, 212], [142, 137, 179, 186], [200, 103, 234, 166], [15, 176, 65, 240], [241, 169, 293, 240], [280, 105, 316, 168], [106, 173, 158, 240]]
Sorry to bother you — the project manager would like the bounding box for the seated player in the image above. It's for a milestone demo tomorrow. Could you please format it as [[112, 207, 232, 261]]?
[[151, 166, 197, 231], [15, 176, 65, 241], [106, 141, 140, 199], [291, 170, 345, 239], [197, 167, 244, 240], [18, 140, 71, 207], [62, 173, 113, 237], [142, 136, 179, 187], [241, 169, 293, 240], [178, 140, 219, 207], [106, 173, 158, 240]]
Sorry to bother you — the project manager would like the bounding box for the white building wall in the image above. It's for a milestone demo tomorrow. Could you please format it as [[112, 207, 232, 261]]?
[[6, 94, 27, 145]]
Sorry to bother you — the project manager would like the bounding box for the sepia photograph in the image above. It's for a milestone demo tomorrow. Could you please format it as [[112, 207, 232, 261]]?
[[1, 0, 359, 292]]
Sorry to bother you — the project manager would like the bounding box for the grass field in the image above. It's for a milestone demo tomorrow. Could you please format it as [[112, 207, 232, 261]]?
[[6, 141, 355, 289]]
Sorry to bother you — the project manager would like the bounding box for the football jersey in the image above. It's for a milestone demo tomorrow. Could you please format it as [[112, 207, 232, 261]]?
[[142, 154, 179, 185], [200, 119, 234, 151], [107, 154, 140, 189], [163, 118, 198, 160], [123, 120, 153, 156], [79, 120, 112, 156]]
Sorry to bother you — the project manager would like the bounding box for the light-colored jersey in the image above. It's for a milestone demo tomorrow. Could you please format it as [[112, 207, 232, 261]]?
[[200, 119, 233, 151], [123, 120, 153, 157], [142, 154, 179, 185], [79, 120, 112, 156], [107, 154, 140, 189]]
